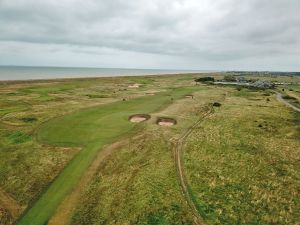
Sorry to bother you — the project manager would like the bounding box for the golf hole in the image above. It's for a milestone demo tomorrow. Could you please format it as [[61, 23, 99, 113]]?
[[157, 117, 177, 126], [129, 114, 151, 123]]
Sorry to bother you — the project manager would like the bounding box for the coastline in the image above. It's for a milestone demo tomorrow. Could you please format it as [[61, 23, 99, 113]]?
[[0, 65, 211, 82], [0, 73, 203, 84]]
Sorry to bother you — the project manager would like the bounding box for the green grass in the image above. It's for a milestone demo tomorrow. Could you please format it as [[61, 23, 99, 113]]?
[[17, 87, 198, 225], [8, 131, 32, 144], [284, 84, 300, 92]]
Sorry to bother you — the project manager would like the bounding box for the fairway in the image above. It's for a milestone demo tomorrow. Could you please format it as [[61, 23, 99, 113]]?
[[17, 87, 198, 225]]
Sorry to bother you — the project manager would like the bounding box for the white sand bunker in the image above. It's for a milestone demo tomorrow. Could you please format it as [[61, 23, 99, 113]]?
[[129, 114, 150, 123], [185, 95, 194, 98], [128, 83, 141, 88], [157, 117, 177, 126]]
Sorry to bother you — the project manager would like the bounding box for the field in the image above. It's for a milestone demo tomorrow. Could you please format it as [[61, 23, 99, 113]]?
[[0, 73, 299, 225]]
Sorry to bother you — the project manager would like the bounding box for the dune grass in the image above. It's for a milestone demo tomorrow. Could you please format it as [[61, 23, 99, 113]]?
[[183, 89, 300, 224]]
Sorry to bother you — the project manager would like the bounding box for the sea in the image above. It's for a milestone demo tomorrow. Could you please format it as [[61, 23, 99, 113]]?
[[0, 66, 207, 81]]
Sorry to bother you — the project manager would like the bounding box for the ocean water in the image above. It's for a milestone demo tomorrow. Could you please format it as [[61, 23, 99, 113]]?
[[0, 66, 205, 81]]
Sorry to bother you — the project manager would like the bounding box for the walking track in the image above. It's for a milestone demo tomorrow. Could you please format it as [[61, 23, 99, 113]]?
[[174, 106, 213, 225], [276, 92, 300, 112]]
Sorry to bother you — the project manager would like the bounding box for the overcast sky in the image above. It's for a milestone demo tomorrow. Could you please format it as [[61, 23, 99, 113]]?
[[0, 0, 299, 71]]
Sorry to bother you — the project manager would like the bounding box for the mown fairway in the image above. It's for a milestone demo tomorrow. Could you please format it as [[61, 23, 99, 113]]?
[[17, 87, 199, 225]]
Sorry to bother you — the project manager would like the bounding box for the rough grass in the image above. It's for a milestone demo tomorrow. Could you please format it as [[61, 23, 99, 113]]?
[[183, 89, 300, 224], [70, 133, 195, 225]]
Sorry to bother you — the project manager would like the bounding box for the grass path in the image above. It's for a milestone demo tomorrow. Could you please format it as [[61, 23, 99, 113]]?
[[16, 87, 197, 225], [47, 135, 141, 225], [174, 105, 213, 225], [276, 91, 300, 112]]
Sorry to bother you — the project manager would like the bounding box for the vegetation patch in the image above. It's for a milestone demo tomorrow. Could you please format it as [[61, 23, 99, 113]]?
[[212, 102, 221, 107], [86, 93, 110, 98], [195, 77, 215, 83], [20, 117, 38, 123], [7, 131, 32, 144], [282, 95, 297, 100]]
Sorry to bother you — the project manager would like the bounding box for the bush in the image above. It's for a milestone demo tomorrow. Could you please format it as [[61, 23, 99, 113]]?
[[21, 117, 38, 123], [213, 102, 221, 107], [223, 75, 236, 82], [195, 77, 215, 83], [282, 95, 297, 100]]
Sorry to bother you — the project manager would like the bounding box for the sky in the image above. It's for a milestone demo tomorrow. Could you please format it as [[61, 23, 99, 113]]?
[[0, 0, 299, 71]]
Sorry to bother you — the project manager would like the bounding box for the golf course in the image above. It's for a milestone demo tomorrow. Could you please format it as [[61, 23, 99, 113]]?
[[0, 73, 299, 225], [17, 87, 200, 225]]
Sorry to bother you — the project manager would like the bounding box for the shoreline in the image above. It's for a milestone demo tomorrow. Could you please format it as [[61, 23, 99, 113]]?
[[0, 65, 213, 82], [0, 72, 205, 84]]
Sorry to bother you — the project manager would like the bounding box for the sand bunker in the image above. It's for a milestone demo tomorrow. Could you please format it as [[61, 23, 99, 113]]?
[[185, 95, 194, 99], [129, 114, 150, 123], [128, 83, 141, 88], [157, 117, 177, 126]]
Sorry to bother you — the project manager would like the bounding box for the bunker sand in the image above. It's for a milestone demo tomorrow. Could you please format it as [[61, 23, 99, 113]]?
[[157, 117, 177, 126], [129, 114, 150, 123]]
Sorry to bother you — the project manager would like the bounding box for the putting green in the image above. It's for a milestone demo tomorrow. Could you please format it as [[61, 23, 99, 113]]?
[[17, 87, 198, 225]]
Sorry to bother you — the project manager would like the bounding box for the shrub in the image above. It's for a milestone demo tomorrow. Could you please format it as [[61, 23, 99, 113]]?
[[21, 117, 38, 123], [213, 102, 221, 107], [194, 77, 215, 83], [282, 95, 297, 100], [223, 75, 236, 82]]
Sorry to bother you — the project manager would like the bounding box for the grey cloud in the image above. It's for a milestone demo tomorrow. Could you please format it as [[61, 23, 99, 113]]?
[[0, 0, 299, 70]]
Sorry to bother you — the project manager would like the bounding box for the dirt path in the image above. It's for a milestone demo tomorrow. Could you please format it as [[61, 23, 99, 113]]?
[[174, 106, 213, 225], [0, 188, 24, 220], [276, 92, 300, 113], [48, 137, 139, 225]]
